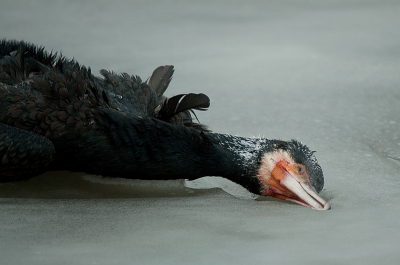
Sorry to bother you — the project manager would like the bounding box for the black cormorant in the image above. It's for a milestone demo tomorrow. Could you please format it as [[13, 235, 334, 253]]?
[[0, 40, 329, 210]]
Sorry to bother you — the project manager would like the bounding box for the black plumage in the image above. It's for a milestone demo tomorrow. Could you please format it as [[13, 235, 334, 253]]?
[[0, 123, 55, 181], [0, 40, 329, 210]]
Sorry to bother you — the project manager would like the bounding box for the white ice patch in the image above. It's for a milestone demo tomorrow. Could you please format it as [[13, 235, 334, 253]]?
[[184, 177, 258, 200]]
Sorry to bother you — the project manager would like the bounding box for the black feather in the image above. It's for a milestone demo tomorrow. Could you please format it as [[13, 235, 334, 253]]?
[[157, 93, 210, 121], [174, 93, 210, 113], [148, 65, 174, 98], [158, 94, 185, 119]]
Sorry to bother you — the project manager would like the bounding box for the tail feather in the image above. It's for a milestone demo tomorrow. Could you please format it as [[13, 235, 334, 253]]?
[[156, 93, 210, 131], [157, 93, 210, 120], [148, 65, 174, 103], [148, 65, 211, 131], [174, 93, 210, 113]]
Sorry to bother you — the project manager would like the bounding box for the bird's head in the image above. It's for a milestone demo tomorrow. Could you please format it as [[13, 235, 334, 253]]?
[[255, 140, 330, 210]]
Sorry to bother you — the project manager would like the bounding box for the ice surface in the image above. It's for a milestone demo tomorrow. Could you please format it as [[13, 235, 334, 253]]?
[[1, 0, 400, 264]]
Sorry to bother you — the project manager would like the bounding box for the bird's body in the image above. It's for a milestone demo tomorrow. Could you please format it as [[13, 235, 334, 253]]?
[[0, 40, 329, 210]]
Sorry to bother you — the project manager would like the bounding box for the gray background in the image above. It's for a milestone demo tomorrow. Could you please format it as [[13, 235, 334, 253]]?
[[1, 0, 399, 264]]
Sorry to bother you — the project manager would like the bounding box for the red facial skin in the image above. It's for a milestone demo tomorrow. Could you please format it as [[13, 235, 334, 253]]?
[[257, 158, 330, 210], [267, 161, 310, 204]]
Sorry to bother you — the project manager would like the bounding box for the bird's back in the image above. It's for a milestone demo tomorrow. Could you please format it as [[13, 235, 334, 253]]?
[[0, 40, 161, 141]]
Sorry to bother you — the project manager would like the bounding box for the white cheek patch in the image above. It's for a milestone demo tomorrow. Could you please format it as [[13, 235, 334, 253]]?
[[256, 150, 295, 190]]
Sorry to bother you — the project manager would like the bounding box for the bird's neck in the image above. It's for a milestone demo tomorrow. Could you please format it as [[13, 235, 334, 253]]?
[[55, 110, 263, 194]]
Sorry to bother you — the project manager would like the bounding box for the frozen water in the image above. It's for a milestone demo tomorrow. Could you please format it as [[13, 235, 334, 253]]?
[[1, 0, 400, 264]]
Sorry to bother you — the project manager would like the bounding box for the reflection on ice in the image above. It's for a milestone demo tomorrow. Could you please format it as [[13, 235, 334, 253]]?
[[0, 171, 210, 199]]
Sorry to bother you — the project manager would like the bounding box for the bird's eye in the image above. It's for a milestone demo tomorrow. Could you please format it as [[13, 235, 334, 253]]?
[[296, 165, 306, 175]]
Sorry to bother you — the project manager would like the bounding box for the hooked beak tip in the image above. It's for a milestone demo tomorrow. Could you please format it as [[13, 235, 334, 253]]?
[[284, 177, 331, 211], [286, 196, 330, 210], [312, 201, 331, 211], [265, 163, 331, 211]]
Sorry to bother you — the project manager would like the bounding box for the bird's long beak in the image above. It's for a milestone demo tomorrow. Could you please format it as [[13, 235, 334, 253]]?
[[266, 161, 330, 210]]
